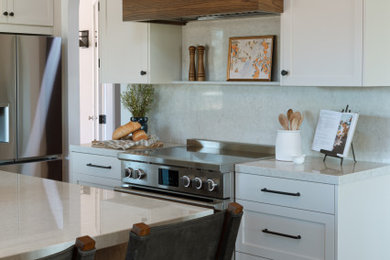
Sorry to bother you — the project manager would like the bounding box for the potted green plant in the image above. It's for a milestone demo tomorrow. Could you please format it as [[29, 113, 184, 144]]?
[[121, 84, 155, 133]]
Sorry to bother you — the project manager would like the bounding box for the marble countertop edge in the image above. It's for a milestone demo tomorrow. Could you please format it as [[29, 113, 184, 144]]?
[[235, 157, 390, 185]]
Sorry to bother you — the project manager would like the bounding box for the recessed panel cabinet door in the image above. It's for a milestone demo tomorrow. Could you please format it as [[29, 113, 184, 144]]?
[[0, 0, 8, 23], [281, 0, 363, 86], [7, 0, 53, 26], [363, 0, 390, 86], [99, 0, 148, 84]]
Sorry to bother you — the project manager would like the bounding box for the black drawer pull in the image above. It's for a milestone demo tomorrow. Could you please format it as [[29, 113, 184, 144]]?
[[262, 229, 302, 240], [86, 163, 112, 169], [261, 188, 300, 197]]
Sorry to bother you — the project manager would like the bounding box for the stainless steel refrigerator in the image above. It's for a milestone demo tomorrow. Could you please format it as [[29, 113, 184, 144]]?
[[0, 34, 62, 181]]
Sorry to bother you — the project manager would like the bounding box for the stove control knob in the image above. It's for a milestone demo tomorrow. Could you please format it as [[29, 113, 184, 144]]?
[[183, 176, 191, 188], [207, 179, 218, 192], [194, 177, 202, 190], [124, 168, 133, 178], [134, 169, 146, 179]]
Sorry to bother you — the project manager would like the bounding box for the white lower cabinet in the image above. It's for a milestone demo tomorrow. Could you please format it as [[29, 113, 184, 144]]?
[[70, 151, 122, 190], [236, 173, 335, 260]]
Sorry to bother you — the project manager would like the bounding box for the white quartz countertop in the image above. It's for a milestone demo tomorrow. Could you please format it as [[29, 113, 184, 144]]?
[[236, 156, 390, 185], [0, 171, 213, 260], [70, 144, 124, 157]]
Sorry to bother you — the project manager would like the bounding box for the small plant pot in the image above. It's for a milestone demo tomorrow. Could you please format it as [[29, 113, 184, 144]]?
[[131, 117, 148, 133], [275, 130, 302, 161]]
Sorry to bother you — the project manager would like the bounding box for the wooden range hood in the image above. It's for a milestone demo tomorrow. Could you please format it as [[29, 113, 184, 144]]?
[[123, 0, 283, 24]]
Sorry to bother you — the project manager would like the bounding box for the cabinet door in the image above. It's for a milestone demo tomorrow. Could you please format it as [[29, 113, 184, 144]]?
[[99, 0, 148, 84], [281, 0, 363, 86], [0, 0, 7, 23], [363, 0, 390, 86], [7, 0, 53, 26]]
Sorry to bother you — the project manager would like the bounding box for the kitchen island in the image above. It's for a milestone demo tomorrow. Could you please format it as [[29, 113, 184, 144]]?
[[0, 171, 213, 260]]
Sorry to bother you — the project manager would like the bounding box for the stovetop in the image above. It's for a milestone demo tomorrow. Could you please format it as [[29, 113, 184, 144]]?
[[118, 139, 275, 172]]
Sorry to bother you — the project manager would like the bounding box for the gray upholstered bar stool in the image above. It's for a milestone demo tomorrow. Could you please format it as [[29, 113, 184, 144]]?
[[126, 202, 243, 260], [37, 236, 96, 260]]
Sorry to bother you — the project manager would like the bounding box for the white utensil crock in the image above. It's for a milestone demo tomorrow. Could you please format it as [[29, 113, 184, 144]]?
[[275, 130, 302, 161]]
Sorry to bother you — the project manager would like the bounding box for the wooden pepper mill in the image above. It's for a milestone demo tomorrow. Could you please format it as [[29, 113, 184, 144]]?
[[196, 45, 205, 81], [188, 46, 196, 81]]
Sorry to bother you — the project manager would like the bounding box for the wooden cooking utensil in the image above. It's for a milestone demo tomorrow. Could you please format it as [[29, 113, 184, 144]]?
[[291, 118, 299, 131], [289, 112, 298, 130], [278, 114, 289, 130], [287, 109, 293, 130], [287, 109, 293, 119]]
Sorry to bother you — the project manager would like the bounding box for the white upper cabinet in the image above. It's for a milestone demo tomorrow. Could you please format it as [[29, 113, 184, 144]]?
[[281, 0, 363, 86], [99, 0, 182, 84], [7, 0, 53, 26], [0, 0, 53, 35]]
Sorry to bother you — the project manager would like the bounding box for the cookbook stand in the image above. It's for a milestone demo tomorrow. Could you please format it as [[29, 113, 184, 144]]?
[[320, 105, 357, 166]]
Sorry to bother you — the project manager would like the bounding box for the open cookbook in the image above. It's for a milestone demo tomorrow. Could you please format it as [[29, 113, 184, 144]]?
[[312, 110, 359, 158]]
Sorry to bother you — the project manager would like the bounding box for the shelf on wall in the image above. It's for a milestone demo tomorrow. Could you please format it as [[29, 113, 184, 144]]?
[[169, 81, 281, 86]]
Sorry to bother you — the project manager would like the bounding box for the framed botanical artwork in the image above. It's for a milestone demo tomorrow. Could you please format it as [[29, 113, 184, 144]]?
[[227, 35, 275, 81]]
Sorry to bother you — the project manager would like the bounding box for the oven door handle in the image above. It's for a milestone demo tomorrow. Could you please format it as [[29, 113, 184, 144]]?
[[114, 187, 225, 210]]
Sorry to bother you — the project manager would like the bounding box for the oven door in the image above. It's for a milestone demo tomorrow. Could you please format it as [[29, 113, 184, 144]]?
[[114, 185, 229, 211]]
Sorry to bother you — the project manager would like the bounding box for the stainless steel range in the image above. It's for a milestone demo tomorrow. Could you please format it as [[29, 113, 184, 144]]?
[[115, 139, 274, 210]]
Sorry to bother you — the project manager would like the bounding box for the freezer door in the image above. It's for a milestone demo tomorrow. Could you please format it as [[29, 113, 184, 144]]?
[[0, 159, 62, 181], [17, 36, 62, 159], [0, 35, 17, 162]]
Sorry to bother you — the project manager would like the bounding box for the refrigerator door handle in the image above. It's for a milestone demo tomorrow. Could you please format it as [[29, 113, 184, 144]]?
[[0, 104, 10, 143]]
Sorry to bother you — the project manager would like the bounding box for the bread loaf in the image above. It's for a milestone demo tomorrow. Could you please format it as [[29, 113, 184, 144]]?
[[112, 122, 141, 140], [132, 130, 148, 142]]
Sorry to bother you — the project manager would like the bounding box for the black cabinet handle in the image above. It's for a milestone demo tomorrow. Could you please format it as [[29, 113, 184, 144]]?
[[3, 11, 8, 16], [86, 163, 112, 169], [281, 70, 289, 76], [262, 229, 301, 240], [9, 12, 14, 17], [140, 70, 147, 76], [261, 188, 301, 197]]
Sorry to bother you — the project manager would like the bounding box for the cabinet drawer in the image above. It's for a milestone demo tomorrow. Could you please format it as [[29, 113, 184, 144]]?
[[236, 173, 334, 214], [71, 153, 121, 180], [236, 200, 334, 260]]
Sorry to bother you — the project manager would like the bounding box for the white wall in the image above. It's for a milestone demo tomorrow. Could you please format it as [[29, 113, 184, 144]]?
[[79, 0, 97, 143], [55, 0, 80, 181]]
